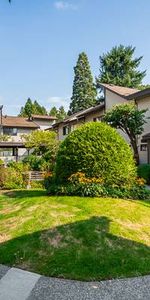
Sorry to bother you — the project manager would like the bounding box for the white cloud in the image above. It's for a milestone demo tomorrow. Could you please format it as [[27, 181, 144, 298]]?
[[46, 96, 70, 110], [54, 1, 77, 11]]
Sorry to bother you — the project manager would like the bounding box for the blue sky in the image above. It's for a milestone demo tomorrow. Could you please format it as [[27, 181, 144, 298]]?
[[0, 0, 150, 115]]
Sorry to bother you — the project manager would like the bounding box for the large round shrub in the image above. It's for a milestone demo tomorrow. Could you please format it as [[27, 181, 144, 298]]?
[[55, 122, 136, 186]]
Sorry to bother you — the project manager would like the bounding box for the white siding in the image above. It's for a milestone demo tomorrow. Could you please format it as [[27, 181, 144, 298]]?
[[105, 90, 127, 110]]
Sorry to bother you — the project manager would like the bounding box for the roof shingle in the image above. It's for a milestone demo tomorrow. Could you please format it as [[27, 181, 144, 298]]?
[[1, 116, 39, 128], [100, 83, 139, 98]]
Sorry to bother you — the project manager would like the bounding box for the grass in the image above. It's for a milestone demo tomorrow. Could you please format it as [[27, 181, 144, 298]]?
[[0, 189, 150, 281]]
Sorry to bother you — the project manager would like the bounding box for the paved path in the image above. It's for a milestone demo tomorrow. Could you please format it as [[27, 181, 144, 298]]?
[[0, 265, 150, 300]]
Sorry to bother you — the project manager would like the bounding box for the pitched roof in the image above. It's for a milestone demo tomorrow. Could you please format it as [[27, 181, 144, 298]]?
[[53, 103, 105, 127], [32, 114, 57, 120], [127, 88, 150, 100], [100, 83, 139, 98], [2, 116, 39, 128]]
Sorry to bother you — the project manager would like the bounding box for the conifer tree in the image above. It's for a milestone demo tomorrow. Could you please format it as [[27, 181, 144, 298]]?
[[49, 106, 58, 116], [69, 52, 97, 114], [33, 100, 47, 115], [49, 106, 67, 121], [97, 45, 146, 88], [19, 98, 47, 118]]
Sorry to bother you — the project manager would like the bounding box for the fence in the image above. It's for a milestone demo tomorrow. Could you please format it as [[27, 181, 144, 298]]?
[[29, 171, 45, 181]]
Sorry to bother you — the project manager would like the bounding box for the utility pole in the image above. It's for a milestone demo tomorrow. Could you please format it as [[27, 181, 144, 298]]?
[[0, 105, 3, 135]]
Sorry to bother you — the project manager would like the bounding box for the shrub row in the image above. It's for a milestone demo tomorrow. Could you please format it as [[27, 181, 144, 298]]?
[[44, 172, 150, 200], [46, 182, 150, 200], [0, 162, 44, 190]]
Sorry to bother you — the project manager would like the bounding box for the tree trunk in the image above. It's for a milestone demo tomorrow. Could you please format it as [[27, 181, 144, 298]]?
[[130, 139, 139, 165]]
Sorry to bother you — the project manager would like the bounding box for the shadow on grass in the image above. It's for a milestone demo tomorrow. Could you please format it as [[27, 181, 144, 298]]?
[[0, 216, 150, 281]]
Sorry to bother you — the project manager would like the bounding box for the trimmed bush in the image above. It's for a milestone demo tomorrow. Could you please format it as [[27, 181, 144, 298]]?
[[55, 122, 136, 187], [137, 164, 150, 184]]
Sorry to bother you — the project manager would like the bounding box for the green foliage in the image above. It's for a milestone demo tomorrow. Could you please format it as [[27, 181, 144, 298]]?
[[30, 180, 44, 189], [23, 131, 59, 171], [19, 98, 33, 118], [137, 164, 150, 184], [138, 84, 150, 90], [23, 130, 59, 170], [7, 161, 29, 172], [0, 159, 4, 166], [69, 52, 97, 114], [97, 45, 146, 88], [55, 122, 136, 186], [19, 98, 47, 118], [0, 135, 9, 142], [46, 181, 150, 200], [23, 130, 58, 152], [23, 155, 47, 171], [103, 103, 147, 164], [0, 163, 28, 190], [49, 106, 58, 116], [33, 100, 47, 115], [49, 106, 67, 121]]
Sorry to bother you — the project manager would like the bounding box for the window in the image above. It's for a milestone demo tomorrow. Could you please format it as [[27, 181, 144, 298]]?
[[0, 148, 13, 157], [63, 125, 71, 136], [93, 116, 102, 122], [140, 144, 147, 151], [3, 127, 18, 136]]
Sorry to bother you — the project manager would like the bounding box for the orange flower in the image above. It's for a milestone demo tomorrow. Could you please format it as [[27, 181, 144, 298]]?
[[68, 172, 104, 185]]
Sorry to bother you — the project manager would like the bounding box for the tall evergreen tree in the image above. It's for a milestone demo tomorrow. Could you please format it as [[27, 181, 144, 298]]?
[[23, 98, 33, 118], [19, 98, 47, 118], [33, 100, 47, 115], [57, 106, 67, 120], [69, 52, 97, 114], [96, 45, 146, 88], [49, 106, 58, 116], [49, 106, 67, 121]]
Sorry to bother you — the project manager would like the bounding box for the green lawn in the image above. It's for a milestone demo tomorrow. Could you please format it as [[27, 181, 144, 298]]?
[[0, 190, 150, 281]]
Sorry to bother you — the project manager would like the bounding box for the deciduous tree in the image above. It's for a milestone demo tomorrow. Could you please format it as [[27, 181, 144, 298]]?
[[103, 103, 147, 164]]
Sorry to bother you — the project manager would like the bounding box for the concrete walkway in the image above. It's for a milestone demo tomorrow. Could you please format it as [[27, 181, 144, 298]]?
[[0, 265, 150, 300]]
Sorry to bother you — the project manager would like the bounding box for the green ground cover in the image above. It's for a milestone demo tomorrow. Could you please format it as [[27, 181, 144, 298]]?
[[0, 190, 150, 281]]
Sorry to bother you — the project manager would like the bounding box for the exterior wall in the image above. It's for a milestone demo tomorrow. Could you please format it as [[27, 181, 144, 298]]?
[[6, 127, 35, 142], [105, 90, 127, 110], [56, 109, 105, 141], [0, 127, 36, 163], [137, 97, 150, 164], [33, 119, 55, 130], [84, 109, 104, 122]]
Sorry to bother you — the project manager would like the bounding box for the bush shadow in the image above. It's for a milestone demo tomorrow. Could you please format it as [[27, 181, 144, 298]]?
[[0, 216, 150, 281]]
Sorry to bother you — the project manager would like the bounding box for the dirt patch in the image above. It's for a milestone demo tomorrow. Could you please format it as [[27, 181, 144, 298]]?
[[48, 204, 68, 209], [1, 204, 21, 215], [117, 220, 145, 231], [0, 233, 10, 243], [26, 205, 40, 212], [41, 229, 70, 248], [50, 211, 75, 218]]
